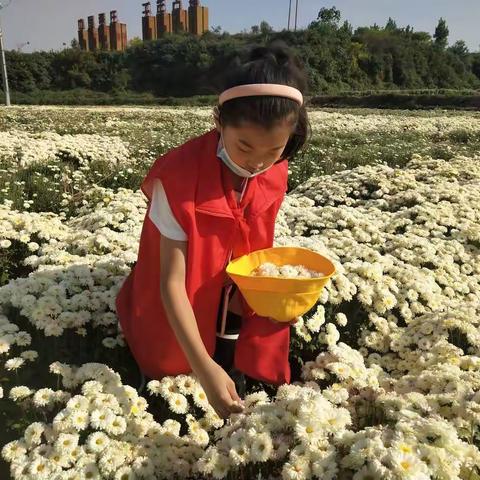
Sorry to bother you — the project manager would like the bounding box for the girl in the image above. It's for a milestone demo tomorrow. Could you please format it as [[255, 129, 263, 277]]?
[[115, 41, 310, 419]]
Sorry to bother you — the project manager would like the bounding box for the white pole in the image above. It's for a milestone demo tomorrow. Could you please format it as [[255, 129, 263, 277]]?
[[294, 0, 299, 31], [287, 0, 292, 31], [0, 1, 12, 106], [0, 20, 10, 106]]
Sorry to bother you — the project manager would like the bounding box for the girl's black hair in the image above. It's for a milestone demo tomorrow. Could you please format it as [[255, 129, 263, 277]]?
[[215, 40, 311, 161]]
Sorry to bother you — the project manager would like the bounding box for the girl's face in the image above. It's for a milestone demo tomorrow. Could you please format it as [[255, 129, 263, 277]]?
[[215, 116, 295, 174]]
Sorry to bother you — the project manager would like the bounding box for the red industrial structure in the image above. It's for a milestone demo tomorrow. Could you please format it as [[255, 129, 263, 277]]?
[[77, 1, 208, 51], [78, 10, 128, 51], [143, 0, 209, 40]]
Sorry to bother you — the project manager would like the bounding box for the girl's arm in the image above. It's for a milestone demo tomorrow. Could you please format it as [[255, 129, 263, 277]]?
[[159, 234, 245, 418], [160, 234, 210, 369]]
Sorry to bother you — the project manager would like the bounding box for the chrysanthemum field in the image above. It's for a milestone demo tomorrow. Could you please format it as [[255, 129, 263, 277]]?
[[1, 106, 479, 480]]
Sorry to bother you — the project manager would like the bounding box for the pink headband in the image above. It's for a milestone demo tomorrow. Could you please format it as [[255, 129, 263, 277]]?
[[219, 83, 303, 106]]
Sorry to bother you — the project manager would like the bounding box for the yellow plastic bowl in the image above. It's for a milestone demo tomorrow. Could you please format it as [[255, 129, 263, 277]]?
[[226, 246, 336, 322]]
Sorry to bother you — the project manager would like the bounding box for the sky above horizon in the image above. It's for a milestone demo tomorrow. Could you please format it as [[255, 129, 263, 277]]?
[[1, 0, 478, 53]]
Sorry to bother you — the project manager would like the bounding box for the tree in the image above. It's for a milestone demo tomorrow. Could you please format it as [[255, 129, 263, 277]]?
[[385, 17, 397, 31], [308, 6, 341, 32], [340, 20, 353, 36], [434, 17, 449, 49], [259, 21, 273, 35], [128, 37, 143, 48], [317, 6, 341, 26], [449, 40, 469, 58], [472, 53, 480, 79], [251, 25, 260, 35]]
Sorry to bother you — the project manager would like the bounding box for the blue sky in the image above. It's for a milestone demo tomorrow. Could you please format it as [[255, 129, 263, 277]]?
[[1, 0, 478, 53]]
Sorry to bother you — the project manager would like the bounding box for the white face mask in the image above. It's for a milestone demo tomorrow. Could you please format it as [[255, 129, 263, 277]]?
[[217, 131, 273, 178]]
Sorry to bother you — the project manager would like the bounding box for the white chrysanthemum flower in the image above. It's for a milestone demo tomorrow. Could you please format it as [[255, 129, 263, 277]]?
[[51, 409, 72, 433], [114, 465, 136, 480], [324, 408, 351, 432], [90, 408, 115, 430], [253, 262, 323, 278], [5, 357, 25, 371], [1, 439, 28, 462], [69, 445, 86, 465], [328, 389, 351, 407], [49, 361, 72, 376], [102, 337, 118, 349], [211, 452, 231, 479], [47, 448, 72, 469], [243, 390, 270, 408], [78, 462, 102, 479], [192, 385, 210, 410], [20, 349, 38, 361], [132, 455, 155, 477], [197, 446, 220, 475], [325, 323, 340, 346], [158, 376, 179, 397], [229, 441, 250, 466], [14, 331, 32, 346], [328, 362, 353, 380], [93, 393, 122, 412], [162, 418, 181, 436], [0, 333, 15, 354], [250, 431, 274, 462], [353, 463, 381, 480], [310, 448, 338, 479], [70, 409, 90, 431], [28, 456, 53, 478], [104, 415, 127, 436], [335, 312, 348, 327], [201, 408, 224, 430], [54, 432, 79, 455], [282, 455, 311, 480], [253, 262, 279, 277], [24, 422, 46, 448], [306, 304, 326, 332], [168, 392, 189, 414], [279, 264, 300, 278], [128, 396, 147, 417], [81, 381, 104, 397], [190, 426, 210, 447], [146, 379, 161, 395], [9, 385, 34, 401], [33, 388, 56, 407], [99, 449, 127, 477], [390, 451, 430, 479], [295, 416, 325, 443], [391, 438, 419, 457], [176, 374, 198, 395]]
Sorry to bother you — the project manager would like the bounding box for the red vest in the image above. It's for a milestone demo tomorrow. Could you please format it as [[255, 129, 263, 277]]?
[[115, 128, 291, 385]]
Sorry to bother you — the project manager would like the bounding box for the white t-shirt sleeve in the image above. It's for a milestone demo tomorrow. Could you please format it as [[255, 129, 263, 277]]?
[[148, 178, 188, 241]]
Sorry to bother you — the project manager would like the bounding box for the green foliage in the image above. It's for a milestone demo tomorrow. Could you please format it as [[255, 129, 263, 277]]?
[[434, 17, 449, 50], [3, 14, 480, 99]]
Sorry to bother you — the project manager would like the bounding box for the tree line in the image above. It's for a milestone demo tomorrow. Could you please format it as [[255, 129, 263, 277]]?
[[4, 8, 480, 97]]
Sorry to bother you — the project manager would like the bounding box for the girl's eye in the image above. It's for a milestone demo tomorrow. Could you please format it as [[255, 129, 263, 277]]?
[[239, 148, 250, 153]]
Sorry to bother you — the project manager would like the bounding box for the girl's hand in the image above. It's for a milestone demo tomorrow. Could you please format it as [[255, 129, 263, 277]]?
[[195, 358, 245, 419]]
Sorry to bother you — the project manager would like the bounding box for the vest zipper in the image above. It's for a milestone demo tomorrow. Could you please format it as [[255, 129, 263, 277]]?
[[218, 177, 249, 337]]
